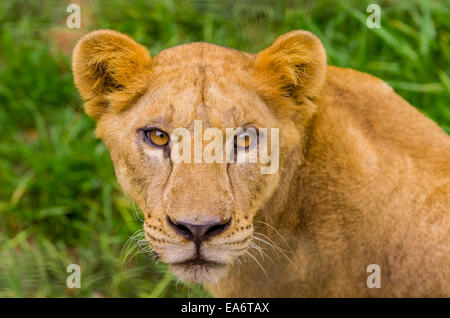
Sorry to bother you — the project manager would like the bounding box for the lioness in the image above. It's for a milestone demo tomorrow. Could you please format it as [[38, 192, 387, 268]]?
[[72, 30, 449, 297]]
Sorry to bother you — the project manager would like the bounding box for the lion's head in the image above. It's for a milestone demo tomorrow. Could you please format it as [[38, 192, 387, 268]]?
[[72, 29, 326, 283]]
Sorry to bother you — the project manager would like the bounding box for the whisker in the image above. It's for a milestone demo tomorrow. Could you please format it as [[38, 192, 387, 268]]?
[[120, 229, 144, 264], [255, 220, 292, 251], [253, 231, 291, 253], [251, 235, 282, 261], [250, 240, 276, 265], [252, 233, 298, 269], [120, 229, 158, 265], [243, 250, 268, 279], [131, 200, 144, 222]]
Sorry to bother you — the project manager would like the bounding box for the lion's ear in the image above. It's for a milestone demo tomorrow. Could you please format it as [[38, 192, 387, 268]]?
[[72, 30, 152, 119], [254, 30, 327, 101]]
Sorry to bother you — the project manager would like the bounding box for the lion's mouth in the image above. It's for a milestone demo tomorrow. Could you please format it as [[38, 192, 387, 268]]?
[[171, 258, 225, 268], [169, 257, 230, 283]]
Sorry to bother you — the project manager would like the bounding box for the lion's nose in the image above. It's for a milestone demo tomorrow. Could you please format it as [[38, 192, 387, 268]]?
[[167, 215, 231, 244]]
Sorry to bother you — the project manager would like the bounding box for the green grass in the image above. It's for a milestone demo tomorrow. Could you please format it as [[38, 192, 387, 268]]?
[[0, 0, 448, 297]]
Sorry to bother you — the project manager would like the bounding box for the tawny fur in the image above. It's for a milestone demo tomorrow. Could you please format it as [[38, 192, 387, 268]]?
[[72, 30, 450, 297]]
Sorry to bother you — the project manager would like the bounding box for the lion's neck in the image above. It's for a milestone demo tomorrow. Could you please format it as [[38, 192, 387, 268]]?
[[211, 106, 387, 297]]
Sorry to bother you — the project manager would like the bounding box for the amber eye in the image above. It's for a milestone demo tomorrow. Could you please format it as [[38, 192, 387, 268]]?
[[144, 129, 170, 147], [234, 128, 258, 150]]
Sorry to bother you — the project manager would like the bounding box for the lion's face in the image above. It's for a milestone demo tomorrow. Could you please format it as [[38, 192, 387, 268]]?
[[95, 45, 295, 283], [73, 30, 326, 283]]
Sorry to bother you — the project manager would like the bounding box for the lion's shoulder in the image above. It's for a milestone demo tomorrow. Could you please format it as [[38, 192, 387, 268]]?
[[319, 65, 450, 167]]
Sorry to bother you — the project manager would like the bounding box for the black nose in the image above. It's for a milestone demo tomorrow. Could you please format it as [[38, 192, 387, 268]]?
[[167, 216, 231, 244]]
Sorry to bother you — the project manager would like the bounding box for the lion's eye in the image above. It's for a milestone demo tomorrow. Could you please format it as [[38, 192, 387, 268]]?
[[144, 129, 170, 147], [234, 128, 258, 150]]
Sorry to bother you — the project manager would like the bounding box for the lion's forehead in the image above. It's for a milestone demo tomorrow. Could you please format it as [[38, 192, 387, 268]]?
[[129, 52, 273, 131], [153, 41, 254, 67]]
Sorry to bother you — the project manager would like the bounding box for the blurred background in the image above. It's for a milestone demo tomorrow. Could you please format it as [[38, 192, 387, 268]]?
[[0, 0, 448, 297]]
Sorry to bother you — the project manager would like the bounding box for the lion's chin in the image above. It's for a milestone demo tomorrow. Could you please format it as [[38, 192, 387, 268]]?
[[169, 261, 230, 284]]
